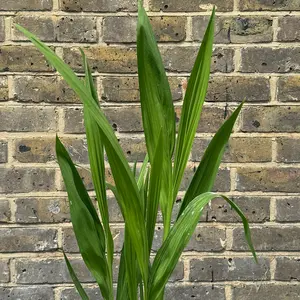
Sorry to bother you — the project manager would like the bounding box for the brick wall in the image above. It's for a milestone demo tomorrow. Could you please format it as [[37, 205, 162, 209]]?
[[0, 0, 300, 299]]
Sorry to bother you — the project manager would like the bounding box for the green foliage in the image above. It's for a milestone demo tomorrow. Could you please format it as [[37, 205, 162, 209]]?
[[16, 2, 256, 299]]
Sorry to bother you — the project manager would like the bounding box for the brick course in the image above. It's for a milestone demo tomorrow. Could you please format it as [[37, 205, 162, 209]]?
[[0, 0, 300, 299]]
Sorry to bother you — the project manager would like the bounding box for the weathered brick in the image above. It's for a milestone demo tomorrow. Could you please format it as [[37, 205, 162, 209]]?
[[119, 136, 147, 162], [240, 47, 300, 73], [103, 16, 186, 43], [180, 166, 230, 192], [12, 16, 55, 41], [15, 258, 93, 283], [0, 141, 8, 163], [161, 47, 234, 73], [278, 76, 300, 102], [152, 226, 226, 252], [63, 46, 137, 73], [165, 284, 225, 300], [0, 168, 55, 193], [192, 16, 272, 43], [15, 198, 70, 223], [233, 226, 300, 251], [0, 0, 52, 11], [276, 137, 300, 163], [0, 17, 4, 41], [60, 287, 103, 300], [275, 197, 300, 222], [0, 77, 8, 101], [108, 196, 123, 222], [0, 228, 57, 252], [278, 17, 300, 42], [200, 196, 270, 223], [236, 167, 300, 193], [14, 137, 88, 164], [13, 76, 81, 103], [190, 257, 270, 281], [206, 76, 270, 102], [192, 137, 272, 163], [150, 0, 233, 12], [241, 106, 300, 132], [0, 259, 9, 282], [232, 284, 300, 300], [60, 0, 137, 12], [101, 76, 182, 102], [240, 0, 300, 11], [275, 257, 300, 281], [57, 17, 97, 43], [0, 107, 57, 132], [0, 287, 54, 300], [0, 46, 53, 72], [0, 200, 11, 223]]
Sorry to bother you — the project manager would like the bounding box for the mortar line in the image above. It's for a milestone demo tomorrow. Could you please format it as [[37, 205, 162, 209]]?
[[271, 137, 277, 163], [273, 16, 279, 42], [270, 76, 279, 103], [233, 0, 240, 12], [234, 48, 242, 72], [97, 16, 103, 44], [270, 256, 277, 280], [52, 0, 59, 11], [225, 285, 233, 300], [4, 16, 12, 42], [270, 196, 277, 222], [186, 16, 193, 42]]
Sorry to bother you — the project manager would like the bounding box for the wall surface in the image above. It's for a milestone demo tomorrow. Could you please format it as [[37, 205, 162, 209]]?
[[0, 0, 300, 299]]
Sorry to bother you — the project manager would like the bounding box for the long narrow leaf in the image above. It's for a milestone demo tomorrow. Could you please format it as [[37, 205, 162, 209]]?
[[63, 252, 89, 300], [178, 102, 244, 217], [56, 136, 110, 299], [17, 24, 149, 287], [173, 8, 215, 201]]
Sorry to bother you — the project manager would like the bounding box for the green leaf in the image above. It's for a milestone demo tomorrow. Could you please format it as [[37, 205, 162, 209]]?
[[116, 246, 129, 300], [16, 24, 149, 287], [56, 136, 110, 299], [137, 4, 174, 237], [81, 50, 114, 293], [173, 8, 215, 201], [149, 192, 219, 299], [63, 252, 89, 300], [178, 102, 244, 217]]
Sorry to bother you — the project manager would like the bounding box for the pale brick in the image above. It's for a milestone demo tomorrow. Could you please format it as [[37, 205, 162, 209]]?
[[0, 228, 57, 252]]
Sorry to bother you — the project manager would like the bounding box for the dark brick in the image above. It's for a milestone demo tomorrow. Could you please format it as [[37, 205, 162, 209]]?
[[240, 0, 300, 11], [60, 287, 103, 300], [191, 137, 272, 163], [0, 46, 53, 72], [60, 0, 137, 12], [0, 287, 54, 300], [0, 259, 9, 282], [0, 77, 8, 101], [15, 198, 70, 223], [275, 257, 300, 281], [206, 76, 270, 102], [278, 17, 300, 42], [0, 107, 57, 132], [0, 168, 55, 193], [15, 258, 93, 283], [57, 17, 97, 43], [0, 141, 7, 163], [190, 257, 270, 281], [233, 226, 300, 251], [0, 0, 53, 10], [63, 46, 137, 73], [240, 47, 300, 73], [236, 167, 300, 193], [101, 76, 182, 103], [150, 0, 233, 12], [275, 197, 300, 222], [192, 16, 273, 43], [0, 228, 57, 252], [276, 137, 300, 163], [13, 76, 82, 103], [14, 137, 88, 164], [161, 47, 234, 73], [107, 196, 123, 222], [200, 196, 270, 223], [12, 16, 55, 41], [103, 16, 186, 43], [165, 284, 225, 300], [0, 200, 11, 223], [241, 106, 300, 132], [278, 76, 300, 102], [119, 136, 147, 162], [232, 284, 300, 300]]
